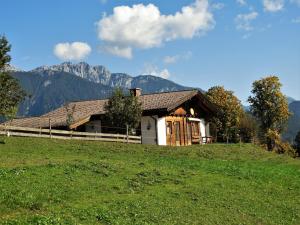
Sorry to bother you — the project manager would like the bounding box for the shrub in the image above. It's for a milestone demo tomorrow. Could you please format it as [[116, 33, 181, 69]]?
[[266, 129, 297, 157]]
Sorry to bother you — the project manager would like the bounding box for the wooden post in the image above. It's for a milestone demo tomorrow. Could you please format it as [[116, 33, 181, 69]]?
[[49, 118, 52, 138], [126, 124, 129, 144], [4, 123, 8, 137]]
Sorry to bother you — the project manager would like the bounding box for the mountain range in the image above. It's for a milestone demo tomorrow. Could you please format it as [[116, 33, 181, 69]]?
[[283, 101, 300, 143], [7, 62, 300, 143], [11, 62, 190, 116]]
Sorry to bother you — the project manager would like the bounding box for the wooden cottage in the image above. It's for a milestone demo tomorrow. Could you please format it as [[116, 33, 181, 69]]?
[[7, 89, 216, 146]]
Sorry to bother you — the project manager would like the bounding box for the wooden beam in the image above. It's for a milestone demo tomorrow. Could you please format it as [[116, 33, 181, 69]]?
[[69, 116, 91, 129]]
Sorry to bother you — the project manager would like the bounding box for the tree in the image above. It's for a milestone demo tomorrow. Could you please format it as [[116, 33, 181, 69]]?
[[239, 113, 258, 143], [248, 76, 291, 150], [206, 86, 244, 143], [294, 131, 300, 156], [105, 88, 142, 134], [0, 36, 25, 119]]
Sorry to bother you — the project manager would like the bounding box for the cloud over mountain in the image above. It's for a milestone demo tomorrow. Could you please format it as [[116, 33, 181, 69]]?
[[96, 0, 214, 58], [54, 42, 91, 61], [142, 63, 171, 79]]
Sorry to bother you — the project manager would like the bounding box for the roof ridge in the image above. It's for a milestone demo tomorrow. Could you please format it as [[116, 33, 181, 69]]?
[[140, 89, 196, 96], [65, 89, 196, 104]]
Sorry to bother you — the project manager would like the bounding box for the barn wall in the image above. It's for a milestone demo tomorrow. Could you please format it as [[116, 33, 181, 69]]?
[[141, 116, 157, 144], [85, 120, 102, 133], [205, 122, 210, 137], [157, 117, 166, 146]]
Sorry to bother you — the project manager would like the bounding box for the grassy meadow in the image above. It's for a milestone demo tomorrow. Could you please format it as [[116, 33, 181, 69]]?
[[0, 137, 299, 225]]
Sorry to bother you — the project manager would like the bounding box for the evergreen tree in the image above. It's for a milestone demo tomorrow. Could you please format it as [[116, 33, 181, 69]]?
[[0, 36, 25, 119]]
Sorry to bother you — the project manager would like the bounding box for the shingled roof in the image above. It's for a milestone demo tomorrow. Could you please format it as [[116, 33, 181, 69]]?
[[5, 90, 213, 128]]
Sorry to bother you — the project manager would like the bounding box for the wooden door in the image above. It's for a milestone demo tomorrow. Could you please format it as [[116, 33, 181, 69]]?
[[166, 121, 172, 145], [174, 121, 181, 146], [191, 122, 200, 144]]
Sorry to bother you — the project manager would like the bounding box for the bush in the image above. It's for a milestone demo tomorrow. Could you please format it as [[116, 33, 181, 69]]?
[[266, 129, 297, 157]]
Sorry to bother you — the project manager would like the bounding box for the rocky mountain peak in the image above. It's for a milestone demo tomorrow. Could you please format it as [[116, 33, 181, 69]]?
[[28, 62, 190, 93], [2, 64, 23, 72], [31, 62, 112, 84]]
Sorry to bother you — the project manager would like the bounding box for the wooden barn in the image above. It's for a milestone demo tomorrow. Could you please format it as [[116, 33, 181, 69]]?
[[7, 89, 216, 146]]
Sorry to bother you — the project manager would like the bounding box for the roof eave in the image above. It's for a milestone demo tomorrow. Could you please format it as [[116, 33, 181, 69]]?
[[166, 90, 198, 112]]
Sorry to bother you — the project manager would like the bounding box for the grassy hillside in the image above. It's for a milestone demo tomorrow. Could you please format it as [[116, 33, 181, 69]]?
[[0, 137, 299, 225]]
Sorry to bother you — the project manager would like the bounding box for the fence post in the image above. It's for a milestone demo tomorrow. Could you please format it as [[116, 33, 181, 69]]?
[[49, 118, 52, 138], [4, 123, 8, 137], [126, 124, 129, 144]]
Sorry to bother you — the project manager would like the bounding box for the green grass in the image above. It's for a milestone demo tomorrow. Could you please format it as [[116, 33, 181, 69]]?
[[0, 137, 299, 225]]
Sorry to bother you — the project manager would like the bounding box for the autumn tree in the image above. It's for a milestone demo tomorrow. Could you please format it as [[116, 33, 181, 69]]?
[[105, 88, 142, 134], [206, 86, 244, 143], [0, 36, 25, 119], [239, 113, 258, 143], [248, 76, 291, 150]]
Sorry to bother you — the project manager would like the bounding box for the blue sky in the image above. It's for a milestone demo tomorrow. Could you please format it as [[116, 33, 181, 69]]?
[[1, 0, 299, 103]]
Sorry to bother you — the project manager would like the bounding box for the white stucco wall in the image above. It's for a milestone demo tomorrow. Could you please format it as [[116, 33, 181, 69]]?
[[141, 116, 157, 144], [156, 117, 166, 146], [200, 118, 206, 137]]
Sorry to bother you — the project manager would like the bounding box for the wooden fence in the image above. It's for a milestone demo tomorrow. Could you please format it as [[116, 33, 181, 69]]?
[[0, 125, 141, 144]]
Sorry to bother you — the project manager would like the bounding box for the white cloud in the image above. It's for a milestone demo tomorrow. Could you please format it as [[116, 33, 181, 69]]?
[[163, 51, 192, 64], [263, 0, 284, 12], [142, 64, 171, 79], [96, 0, 214, 58], [235, 12, 258, 31], [54, 42, 91, 61], [159, 69, 171, 79], [237, 0, 247, 5]]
